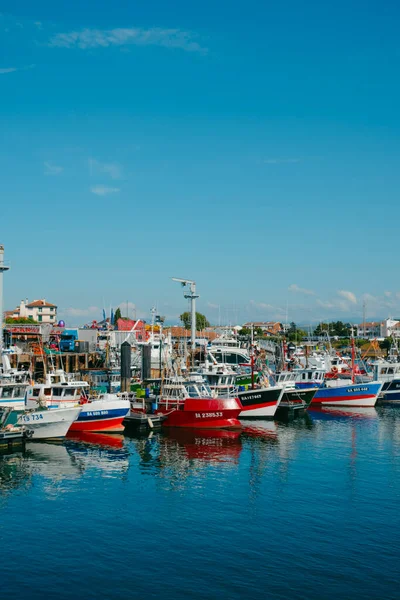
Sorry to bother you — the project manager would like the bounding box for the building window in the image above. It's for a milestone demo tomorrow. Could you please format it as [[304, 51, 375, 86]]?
[[38, 316, 42, 322], [38, 307, 42, 312]]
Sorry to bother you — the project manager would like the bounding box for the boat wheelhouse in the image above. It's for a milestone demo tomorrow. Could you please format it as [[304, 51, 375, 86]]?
[[370, 361, 400, 401], [0, 368, 31, 410], [295, 369, 325, 389]]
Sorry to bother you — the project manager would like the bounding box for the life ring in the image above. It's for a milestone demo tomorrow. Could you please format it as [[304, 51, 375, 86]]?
[[331, 366, 338, 374]]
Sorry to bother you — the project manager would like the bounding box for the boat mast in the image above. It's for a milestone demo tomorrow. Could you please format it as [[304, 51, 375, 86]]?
[[351, 326, 355, 384], [0, 245, 10, 357], [172, 277, 199, 367]]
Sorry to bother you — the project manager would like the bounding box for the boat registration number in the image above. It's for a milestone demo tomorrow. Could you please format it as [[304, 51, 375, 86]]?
[[85, 410, 109, 416], [20, 413, 44, 422], [195, 412, 223, 418], [347, 387, 368, 393]]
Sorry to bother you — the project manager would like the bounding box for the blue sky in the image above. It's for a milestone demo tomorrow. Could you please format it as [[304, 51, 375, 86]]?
[[1, 1, 400, 326]]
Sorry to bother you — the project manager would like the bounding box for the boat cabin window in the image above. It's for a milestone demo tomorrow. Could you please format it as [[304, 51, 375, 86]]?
[[32, 388, 40, 397], [13, 386, 25, 398], [381, 368, 388, 375], [1, 387, 13, 398], [52, 387, 63, 396], [388, 368, 394, 375], [187, 385, 200, 397]]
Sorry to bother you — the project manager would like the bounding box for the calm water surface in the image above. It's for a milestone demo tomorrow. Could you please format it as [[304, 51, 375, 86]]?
[[1, 407, 400, 599]]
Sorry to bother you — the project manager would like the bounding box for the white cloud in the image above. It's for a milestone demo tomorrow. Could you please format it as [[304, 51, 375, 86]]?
[[338, 290, 357, 304], [0, 67, 18, 74], [288, 284, 315, 296], [48, 27, 207, 54], [0, 64, 35, 75], [207, 302, 219, 309], [44, 161, 63, 175], [89, 158, 123, 180], [91, 185, 120, 196], [63, 306, 100, 317], [316, 299, 335, 309], [384, 291, 392, 298], [250, 300, 275, 310]]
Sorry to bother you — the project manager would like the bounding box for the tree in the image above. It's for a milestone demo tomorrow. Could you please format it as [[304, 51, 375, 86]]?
[[114, 308, 122, 323], [314, 321, 352, 337], [287, 328, 308, 342], [180, 311, 210, 331], [5, 317, 38, 324]]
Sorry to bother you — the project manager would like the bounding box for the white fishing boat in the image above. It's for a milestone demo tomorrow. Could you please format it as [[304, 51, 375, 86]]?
[[17, 406, 82, 440]]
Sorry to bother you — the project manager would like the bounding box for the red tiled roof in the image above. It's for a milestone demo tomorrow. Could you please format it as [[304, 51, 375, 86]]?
[[26, 300, 57, 308], [166, 327, 218, 340]]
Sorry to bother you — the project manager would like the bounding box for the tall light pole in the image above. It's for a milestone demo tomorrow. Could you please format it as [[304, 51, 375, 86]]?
[[0, 245, 10, 355], [172, 277, 199, 363]]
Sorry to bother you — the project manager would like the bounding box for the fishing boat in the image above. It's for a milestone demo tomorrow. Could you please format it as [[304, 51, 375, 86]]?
[[156, 376, 242, 429], [26, 372, 130, 433], [311, 339, 382, 407], [311, 381, 383, 407], [368, 361, 400, 402], [192, 359, 284, 419], [17, 405, 82, 439], [69, 394, 130, 433], [275, 371, 318, 414]]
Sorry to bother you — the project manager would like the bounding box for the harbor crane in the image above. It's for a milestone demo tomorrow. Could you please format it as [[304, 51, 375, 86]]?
[[171, 277, 199, 355]]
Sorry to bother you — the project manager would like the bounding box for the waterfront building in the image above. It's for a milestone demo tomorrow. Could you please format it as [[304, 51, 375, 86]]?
[[8, 298, 57, 324], [356, 321, 382, 339], [242, 321, 283, 335], [381, 318, 400, 338]]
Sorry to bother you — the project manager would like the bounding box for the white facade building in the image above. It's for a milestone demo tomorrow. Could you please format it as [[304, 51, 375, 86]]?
[[11, 299, 57, 324], [380, 318, 400, 338], [356, 322, 382, 339]]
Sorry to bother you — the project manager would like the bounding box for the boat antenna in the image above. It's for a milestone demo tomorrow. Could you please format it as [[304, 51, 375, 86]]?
[[0, 244, 10, 356]]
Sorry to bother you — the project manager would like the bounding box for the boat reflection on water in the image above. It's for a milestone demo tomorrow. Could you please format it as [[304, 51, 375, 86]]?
[[162, 428, 242, 462], [0, 452, 31, 496], [308, 406, 379, 421], [240, 420, 279, 443], [65, 432, 129, 476], [26, 442, 82, 479], [67, 431, 125, 449]]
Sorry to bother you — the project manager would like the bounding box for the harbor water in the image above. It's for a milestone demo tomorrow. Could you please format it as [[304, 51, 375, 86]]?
[[1, 407, 400, 599]]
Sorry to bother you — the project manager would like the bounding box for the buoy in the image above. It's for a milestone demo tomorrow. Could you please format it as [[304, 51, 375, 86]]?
[[147, 417, 154, 429]]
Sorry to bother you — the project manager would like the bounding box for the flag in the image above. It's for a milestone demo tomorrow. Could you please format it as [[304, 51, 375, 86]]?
[[111, 308, 114, 325]]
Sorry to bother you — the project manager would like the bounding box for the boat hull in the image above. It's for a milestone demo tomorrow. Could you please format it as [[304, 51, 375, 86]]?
[[312, 382, 382, 407], [17, 407, 81, 440], [238, 387, 282, 419], [380, 379, 400, 402], [69, 399, 130, 433], [157, 398, 242, 429]]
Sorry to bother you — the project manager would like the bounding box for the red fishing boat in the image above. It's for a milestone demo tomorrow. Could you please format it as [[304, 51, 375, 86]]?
[[155, 376, 242, 429]]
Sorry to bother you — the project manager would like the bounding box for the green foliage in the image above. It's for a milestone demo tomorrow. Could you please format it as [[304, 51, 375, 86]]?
[[379, 338, 391, 351], [180, 311, 210, 330], [5, 317, 38, 324], [113, 307, 122, 323], [314, 321, 352, 337], [287, 328, 308, 341]]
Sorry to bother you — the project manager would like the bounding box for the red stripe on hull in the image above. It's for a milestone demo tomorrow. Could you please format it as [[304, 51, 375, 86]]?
[[69, 416, 125, 433], [311, 393, 375, 404]]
